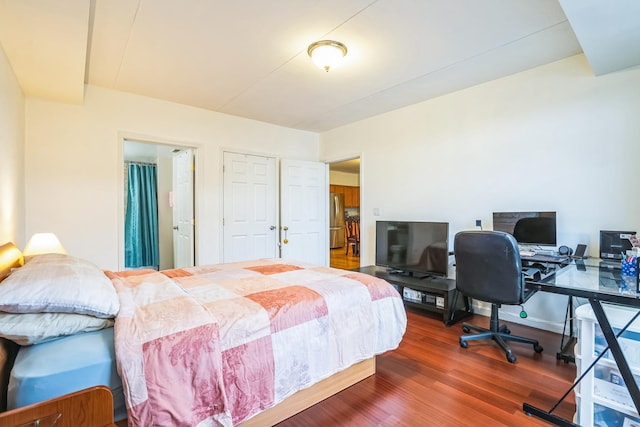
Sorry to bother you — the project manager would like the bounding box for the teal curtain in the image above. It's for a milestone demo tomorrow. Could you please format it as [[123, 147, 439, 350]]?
[[125, 163, 159, 268]]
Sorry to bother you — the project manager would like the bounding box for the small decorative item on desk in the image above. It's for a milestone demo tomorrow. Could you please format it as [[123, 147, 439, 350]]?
[[621, 253, 639, 292]]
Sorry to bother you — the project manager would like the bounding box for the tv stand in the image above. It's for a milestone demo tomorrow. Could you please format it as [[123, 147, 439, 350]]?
[[357, 265, 472, 326], [388, 269, 429, 279]]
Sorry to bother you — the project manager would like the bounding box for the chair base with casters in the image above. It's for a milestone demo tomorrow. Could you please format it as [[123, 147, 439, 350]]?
[[459, 303, 543, 363]]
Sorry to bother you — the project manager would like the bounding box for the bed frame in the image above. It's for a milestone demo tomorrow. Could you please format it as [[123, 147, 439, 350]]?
[[240, 357, 374, 426], [0, 242, 376, 424], [0, 386, 116, 427], [0, 243, 22, 412]]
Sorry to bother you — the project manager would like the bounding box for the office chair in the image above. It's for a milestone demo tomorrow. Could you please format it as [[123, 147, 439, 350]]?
[[454, 230, 543, 363]]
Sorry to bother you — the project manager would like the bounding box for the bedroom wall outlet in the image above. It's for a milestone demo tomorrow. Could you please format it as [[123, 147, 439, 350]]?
[[373, 208, 380, 216]]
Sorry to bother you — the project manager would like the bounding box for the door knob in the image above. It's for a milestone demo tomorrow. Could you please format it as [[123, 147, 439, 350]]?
[[269, 225, 276, 230], [173, 226, 178, 230]]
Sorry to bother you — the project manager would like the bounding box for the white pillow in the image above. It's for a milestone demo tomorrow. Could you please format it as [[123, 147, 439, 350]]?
[[0, 253, 119, 318], [0, 312, 114, 345]]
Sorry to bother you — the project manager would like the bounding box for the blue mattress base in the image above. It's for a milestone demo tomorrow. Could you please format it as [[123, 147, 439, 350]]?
[[7, 327, 126, 422]]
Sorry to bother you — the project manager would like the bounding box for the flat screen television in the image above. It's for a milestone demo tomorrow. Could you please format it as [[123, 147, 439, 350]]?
[[492, 211, 557, 246], [375, 221, 449, 278]]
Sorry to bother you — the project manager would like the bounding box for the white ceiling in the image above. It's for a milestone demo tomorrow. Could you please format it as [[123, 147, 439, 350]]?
[[330, 158, 361, 174], [0, 0, 638, 133]]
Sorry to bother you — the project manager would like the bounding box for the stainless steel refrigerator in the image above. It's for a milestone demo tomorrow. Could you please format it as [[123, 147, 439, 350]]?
[[330, 193, 345, 248]]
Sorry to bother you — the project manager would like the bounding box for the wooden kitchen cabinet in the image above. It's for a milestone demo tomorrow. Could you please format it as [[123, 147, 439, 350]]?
[[330, 185, 359, 208], [345, 186, 354, 207]]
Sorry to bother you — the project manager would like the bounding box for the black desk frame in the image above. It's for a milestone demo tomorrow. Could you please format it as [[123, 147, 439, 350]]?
[[523, 282, 640, 426], [521, 257, 577, 363], [557, 296, 577, 363]]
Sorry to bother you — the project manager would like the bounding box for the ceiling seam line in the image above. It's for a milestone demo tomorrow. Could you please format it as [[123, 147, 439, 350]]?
[[291, 19, 572, 129], [218, 0, 382, 110], [114, 0, 143, 88]]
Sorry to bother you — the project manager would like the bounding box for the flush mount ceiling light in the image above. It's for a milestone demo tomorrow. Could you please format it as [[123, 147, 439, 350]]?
[[307, 40, 348, 72]]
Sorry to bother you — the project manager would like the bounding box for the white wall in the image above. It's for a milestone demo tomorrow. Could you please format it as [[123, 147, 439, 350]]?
[[0, 46, 25, 246], [320, 54, 640, 332], [25, 85, 319, 270]]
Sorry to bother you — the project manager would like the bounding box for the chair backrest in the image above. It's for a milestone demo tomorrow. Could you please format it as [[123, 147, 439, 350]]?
[[454, 230, 524, 305], [345, 220, 353, 239], [346, 219, 360, 242], [353, 219, 360, 241]]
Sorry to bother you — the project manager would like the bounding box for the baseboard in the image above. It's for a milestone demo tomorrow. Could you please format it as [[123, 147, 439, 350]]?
[[471, 303, 566, 335]]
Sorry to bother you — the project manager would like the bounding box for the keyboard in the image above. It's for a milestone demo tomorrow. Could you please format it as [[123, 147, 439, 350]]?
[[519, 250, 536, 257], [523, 253, 568, 263]]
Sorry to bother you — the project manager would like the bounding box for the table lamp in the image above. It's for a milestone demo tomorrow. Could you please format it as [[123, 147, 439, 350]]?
[[23, 233, 67, 257]]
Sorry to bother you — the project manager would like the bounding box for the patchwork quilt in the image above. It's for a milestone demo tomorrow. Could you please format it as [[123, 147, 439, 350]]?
[[107, 259, 406, 426]]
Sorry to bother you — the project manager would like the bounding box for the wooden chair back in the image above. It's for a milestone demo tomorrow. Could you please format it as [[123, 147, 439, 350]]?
[[345, 219, 360, 255]]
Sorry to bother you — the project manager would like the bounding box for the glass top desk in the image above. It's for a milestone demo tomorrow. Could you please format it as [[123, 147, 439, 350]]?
[[523, 258, 640, 426]]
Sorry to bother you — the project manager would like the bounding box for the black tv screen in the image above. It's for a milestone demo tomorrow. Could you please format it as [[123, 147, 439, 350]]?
[[492, 211, 557, 246], [375, 221, 449, 278]]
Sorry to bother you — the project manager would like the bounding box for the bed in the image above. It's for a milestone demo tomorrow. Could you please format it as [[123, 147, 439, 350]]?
[[0, 242, 406, 426]]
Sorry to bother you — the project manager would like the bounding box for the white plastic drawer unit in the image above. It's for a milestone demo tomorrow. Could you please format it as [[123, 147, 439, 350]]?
[[593, 364, 640, 411], [576, 303, 640, 427]]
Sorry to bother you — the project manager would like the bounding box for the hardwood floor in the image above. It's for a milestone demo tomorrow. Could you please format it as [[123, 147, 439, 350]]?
[[276, 308, 577, 427], [330, 246, 361, 270]]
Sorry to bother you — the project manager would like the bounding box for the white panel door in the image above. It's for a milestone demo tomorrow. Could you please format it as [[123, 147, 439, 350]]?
[[223, 152, 277, 262], [280, 159, 328, 266], [172, 149, 195, 268]]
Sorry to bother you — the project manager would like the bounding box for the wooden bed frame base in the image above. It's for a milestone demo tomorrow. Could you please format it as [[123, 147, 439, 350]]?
[[0, 358, 375, 427], [0, 386, 116, 427], [240, 357, 375, 426]]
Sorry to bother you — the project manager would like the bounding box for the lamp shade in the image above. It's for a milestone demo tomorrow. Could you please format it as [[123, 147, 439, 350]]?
[[23, 233, 67, 257], [307, 40, 348, 72]]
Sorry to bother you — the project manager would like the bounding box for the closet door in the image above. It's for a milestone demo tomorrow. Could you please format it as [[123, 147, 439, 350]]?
[[222, 152, 278, 262], [222, 153, 328, 265]]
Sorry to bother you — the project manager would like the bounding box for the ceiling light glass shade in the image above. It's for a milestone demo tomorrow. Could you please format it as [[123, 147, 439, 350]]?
[[23, 233, 67, 257], [307, 40, 348, 72]]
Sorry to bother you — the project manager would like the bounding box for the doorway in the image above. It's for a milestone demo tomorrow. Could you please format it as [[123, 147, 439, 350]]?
[[328, 157, 361, 270], [123, 139, 196, 270]]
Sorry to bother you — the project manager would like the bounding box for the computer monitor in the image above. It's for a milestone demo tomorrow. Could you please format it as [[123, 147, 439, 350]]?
[[492, 211, 557, 246], [600, 230, 636, 260]]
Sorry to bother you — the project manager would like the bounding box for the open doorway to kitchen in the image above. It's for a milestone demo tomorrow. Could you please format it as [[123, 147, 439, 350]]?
[[329, 157, 360, 270]]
